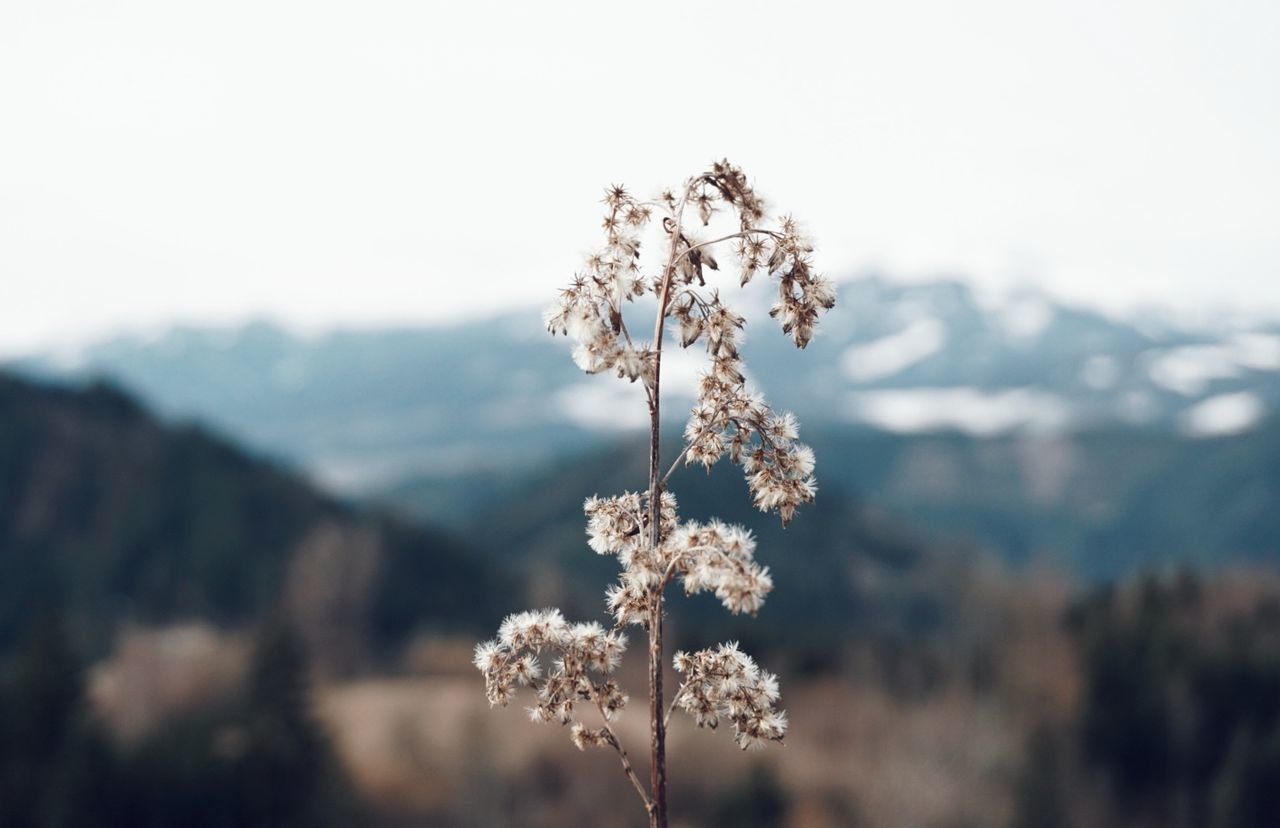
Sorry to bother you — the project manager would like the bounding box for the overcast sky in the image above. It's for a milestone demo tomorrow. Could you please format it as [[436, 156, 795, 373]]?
[[2, 0, 1277, 354]]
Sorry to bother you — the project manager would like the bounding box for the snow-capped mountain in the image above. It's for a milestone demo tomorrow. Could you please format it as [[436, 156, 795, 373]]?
[[11, 276, 1280, 492], [792, 277, 1280, 438]]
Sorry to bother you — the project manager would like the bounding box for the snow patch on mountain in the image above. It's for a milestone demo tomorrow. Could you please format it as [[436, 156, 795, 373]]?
[[1233, 333, 1280, 370], [1146, 334, 1280, 396], [554, 381, 649, 431], [845, 387, 1070, 436], [972, 285, 1057, 341], [1080, 355, 1120, 390], [661, 348, 710, 394], [1147, 345, 1240, 395], [998, 297, 1055, 340], [555, 349, 706, 432], [841, 317, 947, 382], [1180, 391, 1265, 437]]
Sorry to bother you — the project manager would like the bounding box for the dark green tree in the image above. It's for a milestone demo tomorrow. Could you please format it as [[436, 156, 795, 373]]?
[[1211, 724, 1280, 828], [236, 619, 348, 827], [115, 619, 358, 828], [0, 609, 118, 827], [239, 619, 340, 824]]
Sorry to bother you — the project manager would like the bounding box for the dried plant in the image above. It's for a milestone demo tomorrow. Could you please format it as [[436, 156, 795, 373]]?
[[474, 160, 835, 826]]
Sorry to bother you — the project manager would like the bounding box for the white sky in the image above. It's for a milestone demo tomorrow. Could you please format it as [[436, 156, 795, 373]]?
[[2, 0, 1278, 354]]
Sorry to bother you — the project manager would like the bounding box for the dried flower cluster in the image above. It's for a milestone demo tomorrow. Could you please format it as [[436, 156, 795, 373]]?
[[473, 609, 627, 716], [477, 161, 833, 827], [668, 519, 772, 616], [681, 310, 821, 525], [672, 643, 787, 749], [542, 184, 653, 382]]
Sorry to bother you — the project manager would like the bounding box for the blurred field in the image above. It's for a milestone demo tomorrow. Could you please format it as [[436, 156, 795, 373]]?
[[311, 567, 1080, 827]]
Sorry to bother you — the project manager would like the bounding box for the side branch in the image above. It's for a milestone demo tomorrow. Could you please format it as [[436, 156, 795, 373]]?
[[663, 684, 688, 729], [659, 541, 757, 593], [661, 443, 694, 486], [594, 698, 653, 812], [670, 228, 782, 267], [663, 414, 790, 488]]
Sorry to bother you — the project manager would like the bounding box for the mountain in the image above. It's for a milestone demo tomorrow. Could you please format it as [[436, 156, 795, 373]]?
[[0, 372, 507, 665], [9, 275, 1280, 581], [13, 276, 1280, 494]]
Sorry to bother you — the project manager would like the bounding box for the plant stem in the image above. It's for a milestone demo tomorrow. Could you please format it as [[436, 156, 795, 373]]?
[[593, 697, 652, 813], [646, 324, 669, 828], [646, 368, 668, 828], [644, 191, 688, 828], [646, 590, 666, 828], [669, 227, 781, 267]]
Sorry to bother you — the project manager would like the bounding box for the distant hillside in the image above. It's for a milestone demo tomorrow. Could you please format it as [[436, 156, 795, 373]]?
[[808, 425, 1280, 579], [380, 421, 1280, 583], [0, 372, 508, 665]]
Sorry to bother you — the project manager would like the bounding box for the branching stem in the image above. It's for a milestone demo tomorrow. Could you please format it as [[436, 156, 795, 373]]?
[[642, 185, 690, 828], [670, 228, 782, 267], [592, 695, 652, 813], [663, 684, 688, 730]]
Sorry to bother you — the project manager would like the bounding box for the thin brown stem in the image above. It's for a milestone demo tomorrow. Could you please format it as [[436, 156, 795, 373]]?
[[661, 443, 693, 485], [670, 228, 782, 267], [646, 603, 666, 828], [605, 730, 653, 814], [664, 411, 786, 489], [643, 186, 689, 828], [617, 309, 635, 347], [592, 697, 652, 813], [663, 684, 688, 730], [660, 552, 687, 591]]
